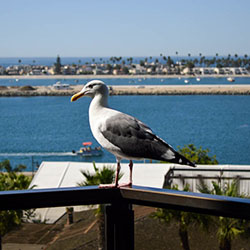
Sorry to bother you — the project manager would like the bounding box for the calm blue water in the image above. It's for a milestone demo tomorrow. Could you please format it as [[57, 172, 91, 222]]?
[[1, 77, 250, 86], [0, 95, 250, 171]]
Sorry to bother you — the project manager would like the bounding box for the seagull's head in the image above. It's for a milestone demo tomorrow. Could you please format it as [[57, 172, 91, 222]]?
[[71, 80, 109, 102]]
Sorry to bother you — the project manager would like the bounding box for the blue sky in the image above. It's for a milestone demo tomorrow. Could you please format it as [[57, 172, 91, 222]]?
[[1, 0, 250, 57]]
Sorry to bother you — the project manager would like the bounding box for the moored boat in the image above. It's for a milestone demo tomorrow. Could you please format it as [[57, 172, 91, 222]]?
[[227, 77, 235, 82], [72, 142, 103, 157], [52, 81, 70, 89]]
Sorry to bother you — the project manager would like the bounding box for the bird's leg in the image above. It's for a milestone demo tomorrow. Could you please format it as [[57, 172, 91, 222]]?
[[99, 160, 120, 189], [114, 161, 121, 187], [117, 160, 133, 188], [128, 160, 133, 186]]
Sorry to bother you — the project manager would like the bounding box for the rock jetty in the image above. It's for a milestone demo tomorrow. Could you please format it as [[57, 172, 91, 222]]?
[[0, 84, 250, 97]]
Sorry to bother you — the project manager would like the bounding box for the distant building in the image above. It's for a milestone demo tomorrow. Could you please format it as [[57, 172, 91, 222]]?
[[6, 66, 19, 75], [62, 65, 76, 75], [93, 66, 108, 75], [214, 68, 225, 74], [182, 67, 193, 75], [129, 65, 146, 75], [30, 69, 42, 75], [77, 66, 93, 75]]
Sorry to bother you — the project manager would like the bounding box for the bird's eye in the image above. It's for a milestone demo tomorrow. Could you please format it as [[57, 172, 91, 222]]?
[[88, 84, 94, 89]]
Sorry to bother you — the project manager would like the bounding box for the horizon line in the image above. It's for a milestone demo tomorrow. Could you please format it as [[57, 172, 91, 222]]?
[[0, 54, 248, 59]]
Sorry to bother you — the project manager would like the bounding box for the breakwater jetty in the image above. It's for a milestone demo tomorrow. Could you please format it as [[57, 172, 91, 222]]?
[[0, 84, 250, 97]]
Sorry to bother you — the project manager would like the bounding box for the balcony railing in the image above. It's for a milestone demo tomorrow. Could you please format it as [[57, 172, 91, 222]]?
[[1, 185, 250, 250]]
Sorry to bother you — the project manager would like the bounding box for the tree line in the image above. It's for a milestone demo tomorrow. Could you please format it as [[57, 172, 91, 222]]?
[[53, 53, 250, 69]]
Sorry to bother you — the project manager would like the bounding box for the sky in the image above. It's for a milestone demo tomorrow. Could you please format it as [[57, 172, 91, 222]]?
[[1, 0, 250, 57]]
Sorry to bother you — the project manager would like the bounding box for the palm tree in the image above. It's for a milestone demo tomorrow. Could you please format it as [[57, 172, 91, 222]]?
[[163, 56, 167, 64], [187, 53, 192, 67], [198, 179, 250, 250], [166, 56, 174, 68], [78, 162, 122, 250], [153, 184, 210, 250], [0, 160, 32, 250], [243, 54, 248, 67], [155, 145, 219, 249], [127, 57, 133, 65], [175, 51, 179, 66], [54, 55, 62, 74]]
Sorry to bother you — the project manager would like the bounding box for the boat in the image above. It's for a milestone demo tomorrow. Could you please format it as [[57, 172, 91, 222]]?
[[227, 77, 235, 82], [184, 79, 189, 84], [196, 77, 201, 82], [72, 142, 103, 157], [52, 81, 70, 89]]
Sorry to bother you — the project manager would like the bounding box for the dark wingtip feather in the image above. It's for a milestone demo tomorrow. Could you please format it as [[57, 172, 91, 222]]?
[[171, 151, 197, 167], [186, 161, 196, 168]]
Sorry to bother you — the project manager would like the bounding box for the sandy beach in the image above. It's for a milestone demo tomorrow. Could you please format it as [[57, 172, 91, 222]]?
[[1, 84, 250, 96]]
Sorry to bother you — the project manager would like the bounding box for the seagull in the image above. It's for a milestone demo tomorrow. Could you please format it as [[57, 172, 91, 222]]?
[[71, 80, 196, 188]]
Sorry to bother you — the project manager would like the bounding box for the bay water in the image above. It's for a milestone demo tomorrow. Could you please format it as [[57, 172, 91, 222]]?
[[1, 77, 250, 87], [0, 94, 250, 171]]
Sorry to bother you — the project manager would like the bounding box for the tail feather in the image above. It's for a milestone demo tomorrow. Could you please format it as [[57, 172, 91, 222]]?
[[159, 143, 196, 167], [155, 136, 196, 167]]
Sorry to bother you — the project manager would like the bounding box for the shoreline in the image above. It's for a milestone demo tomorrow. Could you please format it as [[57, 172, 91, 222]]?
[[0, 74, 250, 80], [1, 84, 250, 96]]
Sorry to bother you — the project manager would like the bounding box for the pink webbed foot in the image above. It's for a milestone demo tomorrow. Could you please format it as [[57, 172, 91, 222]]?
[[99, 183, 118, 189], [98, 182, 132, 189], [117, 182, 132, 188]]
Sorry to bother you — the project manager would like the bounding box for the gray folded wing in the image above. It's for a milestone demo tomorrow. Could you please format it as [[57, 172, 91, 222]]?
[[100, 113, 177, 161]]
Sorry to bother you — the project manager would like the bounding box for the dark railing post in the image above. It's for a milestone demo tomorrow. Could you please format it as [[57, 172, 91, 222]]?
[[105, 202, 134, 250]]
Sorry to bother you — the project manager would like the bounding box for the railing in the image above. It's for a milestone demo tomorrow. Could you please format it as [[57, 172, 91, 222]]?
[[166, 167, 250, 180], [1, 185, 250, 250]]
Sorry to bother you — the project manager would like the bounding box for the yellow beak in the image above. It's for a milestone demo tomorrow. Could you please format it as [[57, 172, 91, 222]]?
[[71, 91, 85, 102]]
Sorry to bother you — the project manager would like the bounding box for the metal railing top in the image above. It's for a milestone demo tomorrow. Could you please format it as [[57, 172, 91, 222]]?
[[1, 185, 250, 219]]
